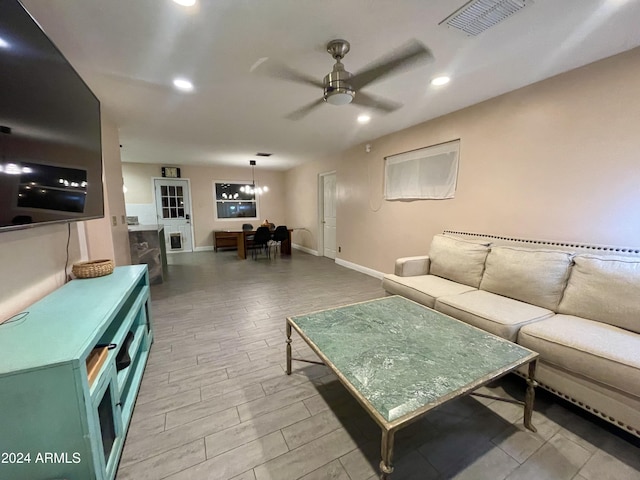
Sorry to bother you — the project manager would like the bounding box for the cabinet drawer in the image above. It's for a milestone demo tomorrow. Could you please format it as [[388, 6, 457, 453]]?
[[214, 232, 239, 250]]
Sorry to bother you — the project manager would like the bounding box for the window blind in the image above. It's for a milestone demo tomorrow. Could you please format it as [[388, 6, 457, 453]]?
[[384, 139, 460, 200]]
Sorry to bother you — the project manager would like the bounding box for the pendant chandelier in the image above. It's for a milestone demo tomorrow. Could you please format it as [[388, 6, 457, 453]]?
[[240, 160, 268, 195]]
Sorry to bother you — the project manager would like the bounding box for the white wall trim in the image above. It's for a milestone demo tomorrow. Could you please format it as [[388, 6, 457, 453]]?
[[335, 258, 384, 279], [194, 245, 214, 252], [292, 243, 319, 256]]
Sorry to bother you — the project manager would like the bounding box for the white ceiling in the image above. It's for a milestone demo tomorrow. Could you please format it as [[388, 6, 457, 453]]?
[[20, 0, 640, 171]]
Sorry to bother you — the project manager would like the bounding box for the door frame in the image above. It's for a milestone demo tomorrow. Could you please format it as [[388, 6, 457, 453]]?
[[317, 170, 336, 258], [152, 177, 195, 253]]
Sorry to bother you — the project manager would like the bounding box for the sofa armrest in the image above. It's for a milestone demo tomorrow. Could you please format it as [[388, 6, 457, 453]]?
[[394, 256, 431, 277]]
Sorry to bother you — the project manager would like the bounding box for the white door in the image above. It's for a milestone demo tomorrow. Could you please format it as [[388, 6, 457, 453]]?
[[322, 173, 337, 259], [154, 179, 193, 253]]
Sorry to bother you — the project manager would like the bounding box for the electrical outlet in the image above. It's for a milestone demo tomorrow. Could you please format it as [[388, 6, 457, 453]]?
[[121, 215, 126, 224], [111, 216, 117, 227]]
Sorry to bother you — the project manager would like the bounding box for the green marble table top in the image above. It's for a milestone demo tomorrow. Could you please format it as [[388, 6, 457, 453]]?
[[289, 296, 537, 425]]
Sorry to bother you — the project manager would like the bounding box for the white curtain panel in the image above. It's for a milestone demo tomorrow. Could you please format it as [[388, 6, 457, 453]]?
[[384, 139, 460, 200]]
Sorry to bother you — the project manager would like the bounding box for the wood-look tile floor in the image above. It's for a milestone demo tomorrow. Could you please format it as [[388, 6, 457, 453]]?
[[117, 250, 640, 480]]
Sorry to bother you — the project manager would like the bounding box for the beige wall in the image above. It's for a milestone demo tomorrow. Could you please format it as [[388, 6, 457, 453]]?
[[122, 163, 158, 204], [85, 115, 131, 265], [286, 47, 640, 274], [0, 223, 81, 321], [0, 113, 126, 321], [123, 163, 287, 249], [285, 155, 341, 253]]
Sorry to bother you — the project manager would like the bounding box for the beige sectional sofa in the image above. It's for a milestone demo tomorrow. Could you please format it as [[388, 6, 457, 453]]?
[[382, 232, 640, 438]]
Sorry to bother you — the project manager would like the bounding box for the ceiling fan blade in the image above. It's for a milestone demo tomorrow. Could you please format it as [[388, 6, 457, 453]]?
[[350, 40, 433, 90], [352, 91, 402, 113], [260, 60, 324, 89], [285, 97, 325, 120]]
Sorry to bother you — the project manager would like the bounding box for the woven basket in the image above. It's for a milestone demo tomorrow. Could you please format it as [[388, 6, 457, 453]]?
[[72, 259, 114, 279]]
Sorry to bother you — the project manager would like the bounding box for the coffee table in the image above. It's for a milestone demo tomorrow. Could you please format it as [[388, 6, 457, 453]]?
[[286, 295, 538, 479]]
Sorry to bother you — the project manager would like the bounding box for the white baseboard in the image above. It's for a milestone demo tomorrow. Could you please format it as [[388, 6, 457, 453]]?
[[292, 243, 319, 256], [175, 245, 383, 285], [335, 258, 384, 279], [169, 246, 213, 253], [291, 246, 384, 280]]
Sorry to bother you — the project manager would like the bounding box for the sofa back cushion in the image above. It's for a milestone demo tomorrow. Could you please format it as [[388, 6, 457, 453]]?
[[479, 246, 573, 311], [428, 234, 490, 288], [558, 255, 640, 333]]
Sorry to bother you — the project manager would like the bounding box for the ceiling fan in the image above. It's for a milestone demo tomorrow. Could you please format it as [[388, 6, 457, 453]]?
[[264, 39, 434, 120]]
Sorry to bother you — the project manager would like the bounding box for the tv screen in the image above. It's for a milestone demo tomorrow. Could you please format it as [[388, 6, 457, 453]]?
[[0, 0, 103, 232]]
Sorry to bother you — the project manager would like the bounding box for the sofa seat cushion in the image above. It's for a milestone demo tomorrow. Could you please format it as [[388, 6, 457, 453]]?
[[479, 246, 573, 311], [382, 274, 476, 308], [428, 234, 491, 288], [557, 255, 640, 333], [435, 290, 554, 342], [518, 314, 640, 398]]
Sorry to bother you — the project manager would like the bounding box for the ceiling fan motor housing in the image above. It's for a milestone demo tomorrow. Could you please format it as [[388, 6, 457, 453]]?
[[323, 64, 355, 105]]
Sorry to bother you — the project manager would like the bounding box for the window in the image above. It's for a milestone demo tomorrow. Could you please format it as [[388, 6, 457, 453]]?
[[159, 184, 185, 219], [384, 139, 460, 200], [214, 181, 258, 219]]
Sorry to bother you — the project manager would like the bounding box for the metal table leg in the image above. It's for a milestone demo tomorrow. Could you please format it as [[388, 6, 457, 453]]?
[[380, 428, 396, 479], [524, 359, 538, 432], [286, 321, 292, 375]]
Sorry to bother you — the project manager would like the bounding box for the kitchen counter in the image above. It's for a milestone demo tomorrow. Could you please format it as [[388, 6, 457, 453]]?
[[128, 224, 167, 284]]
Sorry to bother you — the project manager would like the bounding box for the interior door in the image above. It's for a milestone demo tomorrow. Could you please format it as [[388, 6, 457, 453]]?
[[322, 173, 337, 259], [154, 179, 193, 253]]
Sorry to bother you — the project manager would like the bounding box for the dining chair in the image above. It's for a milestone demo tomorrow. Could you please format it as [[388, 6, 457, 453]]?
[[251, 226, 272, 259], [242, 223, 256, 251], [271, 225, 289, 256]]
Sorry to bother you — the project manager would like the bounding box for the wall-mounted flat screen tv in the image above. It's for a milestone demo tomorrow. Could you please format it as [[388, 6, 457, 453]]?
[[0, 0, 103, 232]]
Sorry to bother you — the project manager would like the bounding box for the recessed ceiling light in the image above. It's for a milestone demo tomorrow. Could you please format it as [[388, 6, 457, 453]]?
[[173, 0, 196, 6], [357, 114, 371, 124], [431, 76, 451, 86], [0, 37, 9, 49], [173, 77, 194, 92]]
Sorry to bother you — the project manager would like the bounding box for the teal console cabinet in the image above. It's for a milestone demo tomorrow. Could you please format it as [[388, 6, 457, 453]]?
[[0, 265, 153, 480]]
